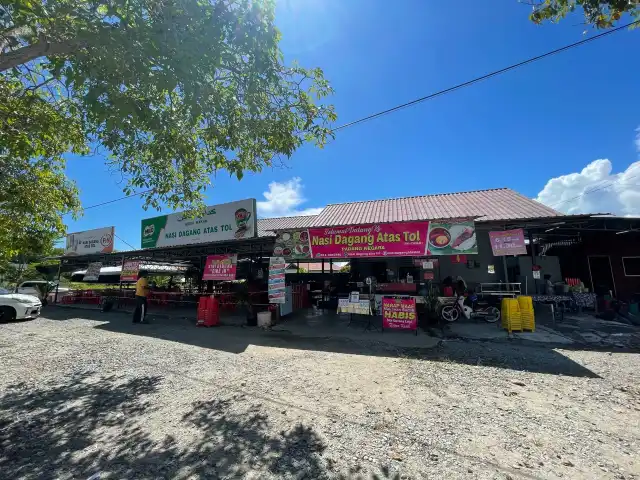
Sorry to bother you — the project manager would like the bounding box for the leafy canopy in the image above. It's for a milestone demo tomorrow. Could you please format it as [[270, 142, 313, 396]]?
[[527, 1, 639, 28], [0, 0, 335, 261]]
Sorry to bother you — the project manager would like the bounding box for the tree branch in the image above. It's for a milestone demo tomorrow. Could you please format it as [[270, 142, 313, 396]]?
[[0, 38, 83, 73]]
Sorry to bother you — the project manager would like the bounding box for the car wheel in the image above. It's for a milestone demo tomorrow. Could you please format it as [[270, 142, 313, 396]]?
[[0, 306, 17, 323]]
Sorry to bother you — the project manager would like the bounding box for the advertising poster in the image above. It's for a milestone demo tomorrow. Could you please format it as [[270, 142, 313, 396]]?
[[268, 257, 286, 304], [141, 199, 257, 248], [308, 221, 430, 258], [273, 229, 311, 259], [120, 260, 141, 282], [83, 262, 103, 282], [202, 254, 237, 281], [489, 229, 527, 256], [65, 227, 114, 255], [382, 297, 417, 330], [426, 219, 477, 256]]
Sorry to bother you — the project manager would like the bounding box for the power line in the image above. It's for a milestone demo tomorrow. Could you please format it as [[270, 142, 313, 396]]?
[[333, 20, 639, 132], [83, 189, 153, 210], [114, 233, 137, 251]]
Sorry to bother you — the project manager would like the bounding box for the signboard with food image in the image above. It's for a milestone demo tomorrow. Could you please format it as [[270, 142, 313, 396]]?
[[426, 219, 477, 256], [273, 229, 311, 259], [140, 199, 257, 248]]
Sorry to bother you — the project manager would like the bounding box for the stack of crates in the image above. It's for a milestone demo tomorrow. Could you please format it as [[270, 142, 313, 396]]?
[[501, 298, 522, 333], [517, 296, 535, 332]]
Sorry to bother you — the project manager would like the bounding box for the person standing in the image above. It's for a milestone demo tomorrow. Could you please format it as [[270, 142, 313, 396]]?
[[133, 271, 150, 323]]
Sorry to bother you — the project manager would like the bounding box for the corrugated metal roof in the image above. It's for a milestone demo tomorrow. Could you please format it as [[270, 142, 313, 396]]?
[[309, 188, 561, 227], [258, 215, 318, 237]]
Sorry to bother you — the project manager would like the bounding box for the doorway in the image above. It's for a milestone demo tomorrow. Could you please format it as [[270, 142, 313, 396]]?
[[587, 255, 616, 297]]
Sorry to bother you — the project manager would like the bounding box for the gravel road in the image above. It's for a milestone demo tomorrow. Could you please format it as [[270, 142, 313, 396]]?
[[1, 308, 639, 480]]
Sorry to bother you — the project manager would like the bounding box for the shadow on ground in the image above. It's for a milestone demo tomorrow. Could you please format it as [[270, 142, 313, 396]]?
[[42, 306, 602, 378], [1, 372, 405, 479]]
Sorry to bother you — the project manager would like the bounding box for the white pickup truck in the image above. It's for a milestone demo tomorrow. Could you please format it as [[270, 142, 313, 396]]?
[[0, 288, 42, 322], [16, 280, 69, 297]]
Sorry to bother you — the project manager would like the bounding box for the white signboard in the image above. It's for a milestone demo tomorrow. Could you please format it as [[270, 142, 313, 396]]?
[[65, 227, 114, 256], [141, 199, 257, 248], [83, 262, 103, 282]]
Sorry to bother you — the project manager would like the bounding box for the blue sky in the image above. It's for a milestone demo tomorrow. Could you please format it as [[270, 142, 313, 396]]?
[[63, 0, 640, 250]]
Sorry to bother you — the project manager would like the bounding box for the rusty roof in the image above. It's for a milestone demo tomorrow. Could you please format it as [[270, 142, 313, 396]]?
[[308, 188, 561, 227], [258, 215, 318, 237]]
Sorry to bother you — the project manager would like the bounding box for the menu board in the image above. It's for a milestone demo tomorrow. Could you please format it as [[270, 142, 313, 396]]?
[[489, 229, 527, 256], [273, 229, 311, 259], [83, 262, 102, 282], [120, 260, 141, 282], [337, 298, 371, 315], [268, 257, 286, 304]]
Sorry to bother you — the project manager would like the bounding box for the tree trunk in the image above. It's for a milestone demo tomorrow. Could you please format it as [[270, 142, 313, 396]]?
[[0, 39, 81, 73]]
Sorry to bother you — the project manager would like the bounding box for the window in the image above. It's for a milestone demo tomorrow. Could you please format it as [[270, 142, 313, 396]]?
[[622, 257, 640, 277]]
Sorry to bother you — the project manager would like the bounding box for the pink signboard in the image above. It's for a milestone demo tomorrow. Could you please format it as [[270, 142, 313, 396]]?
[[308, 222, 430, 258], [202, 254, 237, 281], [382, 297, 417, 330], [120, 260, 141, 282], [489, 229, 527, 256]]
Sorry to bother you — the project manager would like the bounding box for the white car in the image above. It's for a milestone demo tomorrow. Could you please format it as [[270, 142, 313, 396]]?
[[0, 292, 42, 322], [17, 280, 69, 298]]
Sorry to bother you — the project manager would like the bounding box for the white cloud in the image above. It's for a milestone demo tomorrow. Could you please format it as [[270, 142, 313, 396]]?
[[535, 129, 640, 217], [257, 177, 324, 218]]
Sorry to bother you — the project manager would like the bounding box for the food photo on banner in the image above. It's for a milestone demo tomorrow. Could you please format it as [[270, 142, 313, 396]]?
[[120, 260, 141, 282], [83, 262, 103, 282], [268, 257, 286, 304], [382, 297, 417, 331], [425, 219, 477, 255], [202, 254, 237, 281], [489, 229, 527, 256], [273, 229, 311, 259]]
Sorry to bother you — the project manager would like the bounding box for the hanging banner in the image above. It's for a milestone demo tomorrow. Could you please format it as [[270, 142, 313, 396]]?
[[382, 297, 417, 330], [489, 229, 527, 256], [65, 227, 114, 255], [268, 257, 286, 304], [308, 221, 430, 258], [83, 262, 103, 282], [120, 260, 141, 282], [426, 219, 477, 256], [202, 254, 237, 281], [273, 229, 311, 259], [141, 199, 257, 248]]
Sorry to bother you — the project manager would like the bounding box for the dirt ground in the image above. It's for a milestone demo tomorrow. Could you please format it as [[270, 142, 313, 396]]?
[[1, 308, 639, 480]]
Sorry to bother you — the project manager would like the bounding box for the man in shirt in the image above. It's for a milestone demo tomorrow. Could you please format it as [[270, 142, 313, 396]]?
[[133, 271, 150, 323]]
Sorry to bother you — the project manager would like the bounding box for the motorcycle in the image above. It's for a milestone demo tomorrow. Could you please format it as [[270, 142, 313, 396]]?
[[440, 293, 500, 323]]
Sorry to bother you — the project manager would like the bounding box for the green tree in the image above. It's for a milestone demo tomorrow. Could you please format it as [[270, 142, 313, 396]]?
[[0, 0, 335, 256], [527, 1, 639, 28]]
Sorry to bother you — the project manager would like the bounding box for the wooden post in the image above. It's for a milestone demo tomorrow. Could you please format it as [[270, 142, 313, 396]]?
[[54, 260, 62, 304]]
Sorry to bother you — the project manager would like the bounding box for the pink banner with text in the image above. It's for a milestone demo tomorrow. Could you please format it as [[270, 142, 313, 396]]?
[[489, 229, 527, 256], [308, 222, 430, 258], [202, 254, 237, 281], [382, 297, 417, 330]]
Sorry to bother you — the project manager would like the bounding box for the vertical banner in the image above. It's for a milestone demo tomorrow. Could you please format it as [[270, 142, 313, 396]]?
[[382, 297, 417, 330], [202, 254, 237, 281], [489, 229, 527, 256], [120, 260, 141, 282], [83, 262, 103, 282], [268, 257, 286, 304]]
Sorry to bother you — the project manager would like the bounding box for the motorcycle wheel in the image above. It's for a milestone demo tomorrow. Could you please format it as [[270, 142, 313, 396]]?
[[441, 305, 459, 323], [483, 306, 500, 323]]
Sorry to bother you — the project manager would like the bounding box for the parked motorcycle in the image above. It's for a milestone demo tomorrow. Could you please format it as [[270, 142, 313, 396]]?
[[440, 293, 500, 323]]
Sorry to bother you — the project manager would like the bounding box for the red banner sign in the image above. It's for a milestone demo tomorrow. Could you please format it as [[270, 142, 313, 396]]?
[[120, 260, 141, 282], [382, 297, 417, 330], [202, 254, 237, 281], [308, 221, 430, 258]]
